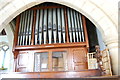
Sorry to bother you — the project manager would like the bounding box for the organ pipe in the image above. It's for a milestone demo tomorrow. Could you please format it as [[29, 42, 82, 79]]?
[[76, 12, 82, 42], [61, 8, 65, 43], [67, 8, 73, 43], [79, 13, 85, 42], [26, 10, 31, 45], [57, 8, 62, 43], [17, 7, 86, 46], [39, 9, 43, 45], [43, 9, 47, 44], [73, 10, 79, 42], [53, 8, 57, 43], [35, 10, 39, 45], [18, 13, 23, 46], [48, 8, 52, 44], [70, 9, 76, 42]]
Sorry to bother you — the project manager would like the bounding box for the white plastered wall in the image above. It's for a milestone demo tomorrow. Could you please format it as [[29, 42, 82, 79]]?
[[0, 0, 118, 75]]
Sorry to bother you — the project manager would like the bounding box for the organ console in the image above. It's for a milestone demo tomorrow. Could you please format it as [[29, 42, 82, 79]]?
[[13, 2, 101, 78]]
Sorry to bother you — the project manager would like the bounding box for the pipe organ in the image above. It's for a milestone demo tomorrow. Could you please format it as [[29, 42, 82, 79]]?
[[17, 8, 85, 46], [13, 3, 101, 78]]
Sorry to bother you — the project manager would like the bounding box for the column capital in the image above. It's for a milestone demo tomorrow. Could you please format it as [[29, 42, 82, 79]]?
[[103, 35, 118, 48]]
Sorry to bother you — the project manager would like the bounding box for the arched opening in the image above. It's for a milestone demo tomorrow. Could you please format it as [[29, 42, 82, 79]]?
[[3, 2, 113, 78], [12, 2, 106, 52], [0, 0, 118, 77], [0, 27, 14, 72]]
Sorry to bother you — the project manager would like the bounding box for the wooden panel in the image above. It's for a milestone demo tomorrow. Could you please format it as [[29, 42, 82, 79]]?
[[18, 53, 29, 66], [64, 8, 69, 43], [48, 51, 52, 71], [13, 16, 20, 52], [73, 48, 86, 63], [16, 52, 29, 72], [15, 42, 86, 51], [70, 47, 88, 70], [1, 69, 101, 78], [74, 65, 87, 71], [17, 67, 27, 72], [15, 47, 89, 72], [82, 15, 89, 48]]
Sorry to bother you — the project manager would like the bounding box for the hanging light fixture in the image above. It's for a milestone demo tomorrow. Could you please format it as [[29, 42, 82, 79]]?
[[0, 44, 9, 70]]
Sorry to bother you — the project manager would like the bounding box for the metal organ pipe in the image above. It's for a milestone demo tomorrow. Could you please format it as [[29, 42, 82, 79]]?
[[17, 7, 86, 46], [79, 13, 85, 42], [26, 11, 30, 45], [26, 10, 31, 45], [67, 8, 73, 43], [57, 8, 62, 43], [23, 11, 28, 45], [35, 10, 39, 45], [18, 10, 33, 46], [21, 12, 26, 46], [51, 9, 54, 44], [43, 9, 47, 44], [39, 9, 43, 45], [48, 9, 52, 44], [73, 10, 79, 42], [25, 11, 29, 45], [61, 8, 65, 43], [22, 12, 25, 45], [75, 11, 80, 42], [37, 10, 40, 45], [67, 8, 85, 43], [53, 8, 57, 43], [70, 9, 76, 42], [76, 12, 82, 42], [29, 10, 33, 45], [18, 13, 23, 46]]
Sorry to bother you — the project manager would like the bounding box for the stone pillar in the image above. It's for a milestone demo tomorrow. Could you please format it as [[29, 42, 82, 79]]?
[[104, 38, 118, 75], [4, 24, 14, 72]]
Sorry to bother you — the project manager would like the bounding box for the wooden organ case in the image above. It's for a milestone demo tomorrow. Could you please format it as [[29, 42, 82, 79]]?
[[13, 3, 101, 78]]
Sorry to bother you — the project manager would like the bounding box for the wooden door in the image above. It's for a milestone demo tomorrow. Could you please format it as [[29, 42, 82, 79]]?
[[70, 47, 88, 71]]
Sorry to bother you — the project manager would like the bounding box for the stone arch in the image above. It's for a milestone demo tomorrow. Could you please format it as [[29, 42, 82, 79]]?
[[0, 0, 117, 34], [0, 0, 118, 74]]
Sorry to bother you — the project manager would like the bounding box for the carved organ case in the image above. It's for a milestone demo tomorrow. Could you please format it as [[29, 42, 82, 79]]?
[[13, 3, 89, 72]]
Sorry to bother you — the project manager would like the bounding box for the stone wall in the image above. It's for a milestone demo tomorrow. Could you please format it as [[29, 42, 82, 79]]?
[[0, 0, 118, 75]]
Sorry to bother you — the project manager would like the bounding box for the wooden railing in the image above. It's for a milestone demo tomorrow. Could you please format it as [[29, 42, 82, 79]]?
[[101, 49, 112, 76], [87, 46, 112, 76]]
